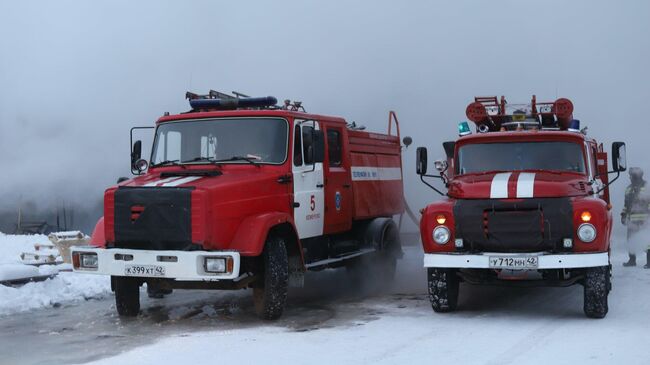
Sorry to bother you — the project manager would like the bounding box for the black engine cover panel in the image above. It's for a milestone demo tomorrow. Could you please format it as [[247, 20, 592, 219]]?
[[454, 198, 573, 253], [114, 187, 193, 250]]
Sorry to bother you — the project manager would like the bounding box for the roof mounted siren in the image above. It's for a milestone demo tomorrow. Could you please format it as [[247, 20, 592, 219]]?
[[534, 96, 574, 130], [186, 90, 278, 111], [465, 95, 575, 132]]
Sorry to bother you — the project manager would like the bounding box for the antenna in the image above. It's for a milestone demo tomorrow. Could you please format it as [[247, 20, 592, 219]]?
[[232, 91, 250, 98]]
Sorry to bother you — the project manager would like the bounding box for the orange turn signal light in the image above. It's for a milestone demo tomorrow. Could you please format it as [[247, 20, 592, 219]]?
[[580, 211, 592, 222], [436, 214, 447, 224]]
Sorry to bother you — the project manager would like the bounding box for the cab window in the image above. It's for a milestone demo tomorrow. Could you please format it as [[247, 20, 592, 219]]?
[[293, 125, 303, 166], [302, 125, 314, 165], [327, 129, 342, 167]]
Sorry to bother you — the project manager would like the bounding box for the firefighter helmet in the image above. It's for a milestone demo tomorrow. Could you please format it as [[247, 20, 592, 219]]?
[[630, 167, 644, 178], [629, 167, 644, 184]]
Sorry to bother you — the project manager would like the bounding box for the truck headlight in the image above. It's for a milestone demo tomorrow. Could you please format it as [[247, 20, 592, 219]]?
[[433, 226, 451, 244], [73, 252, 98, 270], [577, 223, 597, 243], [204, 257, 227, 273]]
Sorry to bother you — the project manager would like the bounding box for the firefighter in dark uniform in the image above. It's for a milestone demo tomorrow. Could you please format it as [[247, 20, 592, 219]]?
[[621, 167, 650, 268]]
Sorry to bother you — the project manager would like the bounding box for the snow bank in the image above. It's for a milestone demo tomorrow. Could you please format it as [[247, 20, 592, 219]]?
[[0, 232, 111, 316], [0, 232, 49, 265], [0, 272, 110, 316], [0, 263, 40, 282]]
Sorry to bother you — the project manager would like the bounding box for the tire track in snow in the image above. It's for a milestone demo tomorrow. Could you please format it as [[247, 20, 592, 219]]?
[[483, 289, 576, 365]]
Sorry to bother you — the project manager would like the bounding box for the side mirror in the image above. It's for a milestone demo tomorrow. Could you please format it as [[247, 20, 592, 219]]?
[[402, 136, 413, 148], [416, 147, 428, 175], [312, 130, 325, 163], [131, 140, 142, 168], [612, 142, 627, 172]]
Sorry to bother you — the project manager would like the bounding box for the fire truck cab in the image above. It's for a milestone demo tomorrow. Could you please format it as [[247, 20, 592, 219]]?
[[72, 91, 405, 319], [416, 96, 626, 318]]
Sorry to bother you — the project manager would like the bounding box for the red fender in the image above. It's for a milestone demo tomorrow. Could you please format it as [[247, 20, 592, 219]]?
[[90, 217, 106, 248], [231, 212, 303, 262]]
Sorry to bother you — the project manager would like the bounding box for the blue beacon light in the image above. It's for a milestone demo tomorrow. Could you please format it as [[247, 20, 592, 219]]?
[[458, 121, 472, 136]]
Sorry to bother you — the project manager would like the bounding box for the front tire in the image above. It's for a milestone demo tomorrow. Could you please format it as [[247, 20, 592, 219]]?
[[253, 235, 289, 320], [113, 276, 140, 316], [584, 265, 610, 318], [428, 268, 459, 313]]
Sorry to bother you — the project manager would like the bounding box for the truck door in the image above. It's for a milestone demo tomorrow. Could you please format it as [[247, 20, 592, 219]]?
[[292, 119, 325, 239], [323, 126, 353, 234]]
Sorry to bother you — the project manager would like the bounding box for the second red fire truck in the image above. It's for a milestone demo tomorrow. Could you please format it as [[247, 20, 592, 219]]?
[[72, 91, 406, 319], [416, 96, 626, 318]]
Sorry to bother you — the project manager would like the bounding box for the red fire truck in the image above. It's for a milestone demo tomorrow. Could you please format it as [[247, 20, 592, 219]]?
[[416, 96, 626, 318], [71, 91, 405, 319]]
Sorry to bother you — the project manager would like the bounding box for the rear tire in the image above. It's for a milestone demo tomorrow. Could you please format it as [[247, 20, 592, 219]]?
[[345, 220, 399, 290], [428, 268, 459, 313], [253, 235, 289, 320], [113, 276, 140, 316], [584, 265, 610, 318]]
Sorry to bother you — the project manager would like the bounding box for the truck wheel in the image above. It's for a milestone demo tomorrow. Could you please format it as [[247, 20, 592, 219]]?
[[584, 265, 609, 318], [253, 235, 289, 320], [113, 276, 140, 316], [428, 268, 459, 313]]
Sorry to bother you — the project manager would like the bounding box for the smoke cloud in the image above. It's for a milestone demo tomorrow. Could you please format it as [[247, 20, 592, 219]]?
[[0, 0, 648, 234]]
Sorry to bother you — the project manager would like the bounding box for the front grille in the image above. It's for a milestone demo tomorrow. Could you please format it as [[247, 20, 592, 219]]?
[[454, 198, 573, 253], [114, 187, 193, 250], [484, 209, 544, 250]]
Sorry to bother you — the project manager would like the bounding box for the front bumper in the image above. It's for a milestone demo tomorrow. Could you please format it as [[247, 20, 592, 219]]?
[[70, 247, 241, 281], [423, 251, 609, 269]]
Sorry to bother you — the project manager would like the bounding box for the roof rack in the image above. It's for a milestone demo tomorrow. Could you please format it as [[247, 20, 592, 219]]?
[[465, 95, 574, 132], [185, 90, 310, 113], [186, 90, 279, 111]]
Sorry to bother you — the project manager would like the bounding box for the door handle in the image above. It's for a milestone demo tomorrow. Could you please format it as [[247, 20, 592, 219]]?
[[293, 202, 300, 208], [277, 174, 292, 184], [316, 184, 324, 188], [343, 184, 351, 188]]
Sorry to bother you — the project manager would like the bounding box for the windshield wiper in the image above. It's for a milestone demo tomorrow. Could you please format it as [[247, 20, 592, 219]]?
[[150, 159, 186, 169], [462, 169, 510, 176], [182, 157, 220, 164], [212, 156, 260, 167], [160, 170, 222, 177]]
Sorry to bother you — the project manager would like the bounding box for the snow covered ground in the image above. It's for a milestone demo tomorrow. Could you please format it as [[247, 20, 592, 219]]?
[[82, 244, 650, 365], [0, 233, 110, 316], [1, 233, 649, 365]]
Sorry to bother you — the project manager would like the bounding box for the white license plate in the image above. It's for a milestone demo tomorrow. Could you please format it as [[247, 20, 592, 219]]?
[[124, 264, 166, 277], [489, 256, 538, 269]]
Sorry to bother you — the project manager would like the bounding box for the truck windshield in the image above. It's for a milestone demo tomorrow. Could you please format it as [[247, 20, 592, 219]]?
[[151, 118, 288, 165], [457, 141, 586, 175]]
